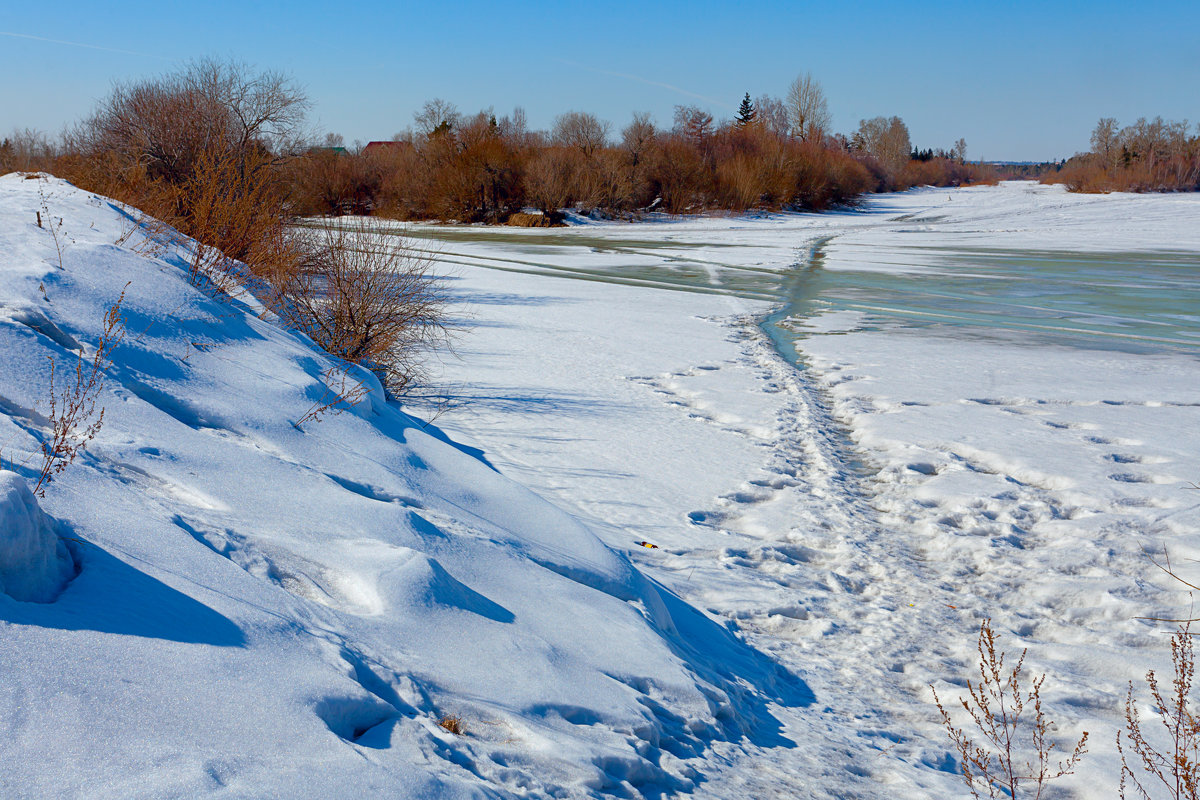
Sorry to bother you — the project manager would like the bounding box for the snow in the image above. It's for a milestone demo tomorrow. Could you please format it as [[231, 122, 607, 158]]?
[[413, 181, 1200, 797], [0, 470, 75, 602], [4, 173, 1199, 798], [0, 174, 806, 799]]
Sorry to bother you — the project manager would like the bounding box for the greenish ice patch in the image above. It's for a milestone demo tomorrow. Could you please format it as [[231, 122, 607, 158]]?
[[773, 245, 1200, 356]]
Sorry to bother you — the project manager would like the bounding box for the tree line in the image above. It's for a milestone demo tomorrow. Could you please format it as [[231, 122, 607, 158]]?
[[0, 62, 994, 228], [280, 80, 993, 223], [1043, 116, 1200, 193]]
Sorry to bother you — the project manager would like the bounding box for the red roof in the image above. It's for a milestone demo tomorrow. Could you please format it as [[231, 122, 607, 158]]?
[[363, 140, 413, 153]]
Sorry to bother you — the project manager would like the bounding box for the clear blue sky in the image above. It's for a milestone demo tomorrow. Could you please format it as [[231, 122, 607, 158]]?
[[3, 0, 1197, 161]]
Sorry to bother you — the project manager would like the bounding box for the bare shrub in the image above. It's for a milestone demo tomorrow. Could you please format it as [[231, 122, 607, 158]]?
[[273, 220, 449, 396], [34, 287, 127, 497], [525, 147, 577, 214], [74, 57, 307, 188], [61, 58, 307, 291], [36, 181, 72, 270], [931, 619, 1089, 799]]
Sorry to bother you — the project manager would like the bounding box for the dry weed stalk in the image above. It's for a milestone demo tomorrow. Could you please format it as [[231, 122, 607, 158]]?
[[33, 287, 127, 497], [37, 181, 72, 270], [1119, 623, 1200, 800], [293, 364, 369, 430], [931, 619, 1089, 799], [114, 210, 173, 260]]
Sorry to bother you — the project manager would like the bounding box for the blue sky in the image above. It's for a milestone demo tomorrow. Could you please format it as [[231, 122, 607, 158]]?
[[2, 0, 1197, 161]]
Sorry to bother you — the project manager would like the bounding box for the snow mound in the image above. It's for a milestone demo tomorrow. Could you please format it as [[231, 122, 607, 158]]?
[[0, 470, 75, 602], [0, 173, 807, 798]]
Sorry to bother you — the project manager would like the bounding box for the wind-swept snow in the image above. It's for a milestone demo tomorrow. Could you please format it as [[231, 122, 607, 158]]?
[[0, 174, 809, 799], [0, 471, 75, 603]]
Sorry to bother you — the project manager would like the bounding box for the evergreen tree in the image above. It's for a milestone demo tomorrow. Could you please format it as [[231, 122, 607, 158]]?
[[735, 93, 756, 128]]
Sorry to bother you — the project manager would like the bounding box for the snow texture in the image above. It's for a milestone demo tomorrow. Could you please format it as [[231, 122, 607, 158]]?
[[419, 181, 1200, 798]]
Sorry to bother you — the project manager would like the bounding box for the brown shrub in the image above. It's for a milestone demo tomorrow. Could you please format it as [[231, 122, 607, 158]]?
[[1119, 623, 1200, 800], [271, 220, 449, 395]]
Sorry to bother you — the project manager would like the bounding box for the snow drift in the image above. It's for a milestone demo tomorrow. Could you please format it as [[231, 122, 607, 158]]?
[[0, 174, 808, 799], [0, 470, 75, 602]]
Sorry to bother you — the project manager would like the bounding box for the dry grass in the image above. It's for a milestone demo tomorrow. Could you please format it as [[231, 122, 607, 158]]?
[[1119, 623, 1200, 800], [438, 715, 465, 735], [506, 211, 562, 227]]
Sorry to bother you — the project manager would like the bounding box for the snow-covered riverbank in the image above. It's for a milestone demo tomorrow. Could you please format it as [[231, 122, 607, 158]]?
[[422, 181, 1200, 797], [3, 175, 1198, 798], [0, 174, 808, 799]]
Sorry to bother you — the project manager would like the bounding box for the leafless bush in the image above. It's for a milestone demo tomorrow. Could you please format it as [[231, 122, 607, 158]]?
[[34, 287, 127, 497], [74, 57, 307, 188], [272, 220, 449, 396], [60, 58, 306, 291], [931, 619, 1089, 799]]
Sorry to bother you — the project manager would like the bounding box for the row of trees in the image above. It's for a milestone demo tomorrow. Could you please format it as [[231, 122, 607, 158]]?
[[2, 68, 994, 228], [278, 86, 992, 223], [1043, 116, 1200, 193]]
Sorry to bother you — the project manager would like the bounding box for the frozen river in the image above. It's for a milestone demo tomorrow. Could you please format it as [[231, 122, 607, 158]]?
[[389, 181, 1200, 798]]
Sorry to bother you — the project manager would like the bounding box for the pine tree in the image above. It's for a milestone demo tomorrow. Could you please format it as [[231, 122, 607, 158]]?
[[735, 93, 756, 128]]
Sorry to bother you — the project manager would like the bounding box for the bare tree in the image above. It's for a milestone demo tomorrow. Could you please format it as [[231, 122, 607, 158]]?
[[953, 138, 968, 164], [754, 95, 789, 139], [552, 111, 610, 158], [0, 128, 56, 172], [621, 112, 656, 167], [1090, 118, 1119, 169], [497, 106, 530, 146], [75, 58, 308, 186], [785, 72, 831, 142], [856, 115, 912, 174], [414, 99, 461, 139], [672, 105, 714, 148]]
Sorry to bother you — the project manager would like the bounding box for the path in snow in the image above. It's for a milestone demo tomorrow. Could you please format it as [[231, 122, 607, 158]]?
[[413, 183, 1200, 798]]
